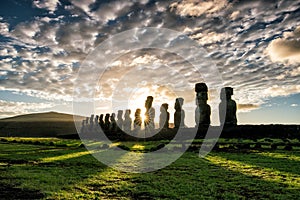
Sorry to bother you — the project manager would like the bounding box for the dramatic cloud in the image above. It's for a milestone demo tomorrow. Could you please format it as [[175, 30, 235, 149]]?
[[170, 0, 229, 17], [33, 0, 61, 14], [267, 26, 300, 64], [237, 103, 260, 112], [0, 0, 299, 124]]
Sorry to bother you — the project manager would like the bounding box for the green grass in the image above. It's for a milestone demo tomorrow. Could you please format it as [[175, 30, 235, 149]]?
[[0, 138, 300, 199]]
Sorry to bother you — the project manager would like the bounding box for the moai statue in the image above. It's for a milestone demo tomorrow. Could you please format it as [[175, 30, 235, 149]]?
[[219, 87, 237, 126], [110, 113, 117, 132], [134, 108, 142, 130], [159, 103, 170, 129], [99, 114, 105, 130], [116, 110, 123, 131], [89, 114, 94, 130], [195, 83, 211, 126], [174, 98, 185, 129], [95, 115, 99, 125], [84, 117, 89, 133], [104, 113, 110, 131], [123, 109, 132, 132], [90, 114, 94, 125], [144, 96, 155, 132], [80, 119, 85, 134]]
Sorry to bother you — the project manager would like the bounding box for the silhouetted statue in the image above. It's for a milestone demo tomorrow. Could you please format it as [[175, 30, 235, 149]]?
[[144, 96, 155, 133], [95, 115, 99, 123], [116, 110, 123, 131], [85, 117, 89, 126], [219, 87, 237, 126], [80, 119, 85, 134], [159, 103, 169, 129], [110, 113, 117, 132], [195, 83, 211, 126], [99, 114, 105, 130], [123, 109, 132, 132], [104, 113, 110, 131], [174, 97, 185, 128], [134, 108, 142, 129], [90, 114, 94, 127]]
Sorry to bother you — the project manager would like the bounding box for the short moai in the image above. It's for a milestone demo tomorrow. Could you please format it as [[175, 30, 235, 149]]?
[[219, 87, 237, 126], [110, 113, 117, 132], [80, 119, 86, 134], [159, 103, 170, 129], [116, 110, 123, 131], [134, 108, 142, 130], [99, 114, 105, 130], [89, 114, 94, 126], [123, 109, 132, 132], [95, 115, 99, 125], [195, 83, 211, 126], [104, 113, 110, 131], [174, 98, 185, 128]]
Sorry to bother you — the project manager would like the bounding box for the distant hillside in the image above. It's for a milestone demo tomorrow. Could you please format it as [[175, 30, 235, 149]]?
[[0, 112, 84, 122], [0, 112, 85, 137]]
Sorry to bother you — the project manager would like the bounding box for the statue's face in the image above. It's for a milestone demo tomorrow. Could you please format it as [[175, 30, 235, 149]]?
[[145, 99, 152, 109], [225, 91, 232, 100], [197, 92, 207, 101]]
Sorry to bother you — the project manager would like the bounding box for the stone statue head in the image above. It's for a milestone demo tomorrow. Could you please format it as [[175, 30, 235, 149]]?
[[160, 103, 168, 112], [195, 83, 208, 93], [175, 98, 184, 110], [125, 109, 131, 117], [135, 108, 141, 115], [220, 87, 233, 100], [195, 83, 208, 104], [110, 113, 115, 121], [145, 96, 154, 109], [117, 110, 123, 119], [105, 114, 110, 122]]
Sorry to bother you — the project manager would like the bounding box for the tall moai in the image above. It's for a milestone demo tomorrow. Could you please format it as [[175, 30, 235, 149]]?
[[174, 97, 185, 128], [159, 103, 170, 129], [123, 109, 132, 132], [219, 87, 237, 126], [195, 83, 211, 126], [144, 96, 155, 132], [116, 110, 123, 131], [134, 108, 142, 130]]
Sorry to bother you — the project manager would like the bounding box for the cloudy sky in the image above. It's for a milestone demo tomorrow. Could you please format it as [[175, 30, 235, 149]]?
[[0, 0, 299, 126]]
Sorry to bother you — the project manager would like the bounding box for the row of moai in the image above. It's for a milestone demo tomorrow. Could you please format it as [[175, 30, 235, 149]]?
[[80, 83, 237, 135]]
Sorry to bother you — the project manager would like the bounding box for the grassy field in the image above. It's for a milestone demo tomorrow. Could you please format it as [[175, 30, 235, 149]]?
[[0, 137, 300, 199]]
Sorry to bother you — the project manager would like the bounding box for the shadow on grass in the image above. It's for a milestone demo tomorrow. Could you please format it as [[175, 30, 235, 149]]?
[[213, 150, 300, 176], [0, 143, 111, 199], [1, 142, 300, 199]]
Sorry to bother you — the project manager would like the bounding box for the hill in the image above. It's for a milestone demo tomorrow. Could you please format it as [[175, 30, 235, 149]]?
[[0, 112, 84, 137], [0, 111, 83, 122]]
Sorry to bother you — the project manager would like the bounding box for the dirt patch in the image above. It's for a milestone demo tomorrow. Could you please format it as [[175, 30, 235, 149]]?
[[0, 184, 44, 199]]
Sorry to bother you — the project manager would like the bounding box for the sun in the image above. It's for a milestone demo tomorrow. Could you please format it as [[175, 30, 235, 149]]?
[[128, 88, 149, 122]]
